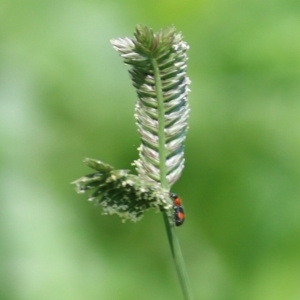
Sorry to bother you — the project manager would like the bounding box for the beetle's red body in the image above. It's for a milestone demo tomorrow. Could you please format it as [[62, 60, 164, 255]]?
[[170, 193, 185, 226]]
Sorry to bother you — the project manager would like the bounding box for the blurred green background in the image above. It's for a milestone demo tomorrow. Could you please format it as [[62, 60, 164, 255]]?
[[1, 0, 300, 299]]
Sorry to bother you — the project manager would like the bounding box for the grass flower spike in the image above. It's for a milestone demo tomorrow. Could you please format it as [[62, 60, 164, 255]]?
[[72, 158, 172, 223], [111, 25, 190, 187], [73, 25, 191, 223]]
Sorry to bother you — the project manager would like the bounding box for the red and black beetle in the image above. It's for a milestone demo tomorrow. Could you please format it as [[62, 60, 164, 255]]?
[[170, 193, 185, 226]]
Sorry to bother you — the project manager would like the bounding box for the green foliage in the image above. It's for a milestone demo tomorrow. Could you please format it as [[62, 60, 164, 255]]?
[[1, 1, 300, 300]]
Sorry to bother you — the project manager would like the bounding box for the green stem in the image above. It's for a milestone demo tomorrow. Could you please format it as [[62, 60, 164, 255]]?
[[151, 58, 194, 300], [151, 58, 168, 188], [163, 213, 194, 300]]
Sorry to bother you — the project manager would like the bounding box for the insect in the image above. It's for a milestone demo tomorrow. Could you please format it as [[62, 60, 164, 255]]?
[[170, 192, 185, 226]]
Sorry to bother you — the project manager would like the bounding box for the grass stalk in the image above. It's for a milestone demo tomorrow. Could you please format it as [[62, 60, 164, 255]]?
[[152, 58, 194, 300]]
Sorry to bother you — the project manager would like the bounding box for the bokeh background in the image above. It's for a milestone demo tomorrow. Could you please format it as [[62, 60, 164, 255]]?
[[1, 0, 300, 299]]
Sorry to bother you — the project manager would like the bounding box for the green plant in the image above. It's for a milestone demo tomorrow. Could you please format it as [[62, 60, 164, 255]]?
[[72, 24, 194, 300]]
